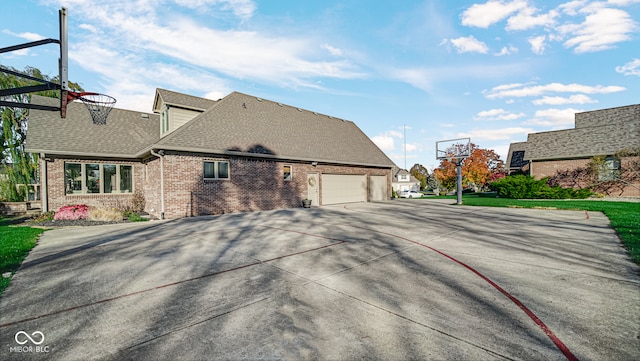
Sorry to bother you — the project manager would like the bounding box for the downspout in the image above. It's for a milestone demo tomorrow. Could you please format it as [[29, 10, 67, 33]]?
[[39, 153, 48, 212], [150, 149, 165, 219]]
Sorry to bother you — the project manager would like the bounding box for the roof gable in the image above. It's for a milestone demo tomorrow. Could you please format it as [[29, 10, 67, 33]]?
[[156, 92, 395, 167], [26, 95, 160, 158], [153, 88, 217, 113]]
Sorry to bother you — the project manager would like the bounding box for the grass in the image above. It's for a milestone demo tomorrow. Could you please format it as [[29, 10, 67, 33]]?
[[427, 193, 640, 265], [0, 218, 45, 296]]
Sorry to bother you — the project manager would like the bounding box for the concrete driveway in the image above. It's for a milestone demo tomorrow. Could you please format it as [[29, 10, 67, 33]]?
[[1, 200, 638, 360]]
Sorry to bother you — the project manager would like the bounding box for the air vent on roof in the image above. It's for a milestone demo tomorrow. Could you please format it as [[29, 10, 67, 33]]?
[[277, 103, 283, 107], [256, 97, 262, 102], [297, 108, 302, 112], [141, 113, 149, 118], [313, 112, 318, 115]]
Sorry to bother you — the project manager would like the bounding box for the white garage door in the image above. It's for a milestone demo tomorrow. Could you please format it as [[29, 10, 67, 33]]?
[[322, 174, 366, 205], [369, 175, 387, 201]]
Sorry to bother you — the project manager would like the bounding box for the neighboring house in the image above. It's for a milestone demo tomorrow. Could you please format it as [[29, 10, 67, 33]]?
[[26, 89, 395, 219], [506, 104, 640, 197], [392, 168, 420, 193]]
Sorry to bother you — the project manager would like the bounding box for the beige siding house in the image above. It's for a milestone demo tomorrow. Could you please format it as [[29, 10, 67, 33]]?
[[26, 89, 396, 218], [506, 104, 640, 197]]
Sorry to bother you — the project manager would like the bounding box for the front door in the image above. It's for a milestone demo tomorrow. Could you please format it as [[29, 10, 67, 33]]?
[[307, 173, 319, 207]]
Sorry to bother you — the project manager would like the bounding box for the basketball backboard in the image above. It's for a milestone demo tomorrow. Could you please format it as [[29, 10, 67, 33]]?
[[436, 137, 471, 161]]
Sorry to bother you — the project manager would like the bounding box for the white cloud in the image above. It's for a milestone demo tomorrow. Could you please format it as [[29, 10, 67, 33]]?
[[528, 35, 547, 54], [62, 1, 366, 100], [523, 108, 582, 127], [560, 7, 638, 53], [615, 58, 640, 76], [485, 82, 625, 99], [458, 127, 534, 141], [405, 144, 418, 152], [461, 0, 528, 28], [2, 30, 45, 41], [174, 0, 257, 19], [447, 35, 489, 54], [322, 44, 343, 57], [371, 130, 404, 151], [371, 135, 395, 151], [474, 108, 526, 121], [506, 8, 558, 30], [495, 45, 518, 56], [532, 94, 597, 105]]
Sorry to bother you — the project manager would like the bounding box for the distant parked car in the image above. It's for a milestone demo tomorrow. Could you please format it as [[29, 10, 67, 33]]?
[[399, 190, 422, 198]]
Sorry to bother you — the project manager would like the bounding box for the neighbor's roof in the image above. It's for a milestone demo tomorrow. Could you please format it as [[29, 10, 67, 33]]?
[[155, 92, 396, 167], [524, 104, 640, 160], [26, 95, 160, 158], [153, 88, 217, 113]]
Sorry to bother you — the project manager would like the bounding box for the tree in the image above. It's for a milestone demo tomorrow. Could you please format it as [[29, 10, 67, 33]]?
[[0, 66, 82, 201], [433, 143, 504, 192], [410, 163, 429, 190]]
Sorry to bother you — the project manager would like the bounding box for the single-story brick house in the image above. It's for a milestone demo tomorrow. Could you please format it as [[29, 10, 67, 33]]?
[[26, 89, 395, 218], [506, 104, 640, 197]]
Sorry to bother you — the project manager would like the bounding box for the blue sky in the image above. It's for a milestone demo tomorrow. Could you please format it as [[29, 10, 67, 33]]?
[[1, 0, 639, 170]]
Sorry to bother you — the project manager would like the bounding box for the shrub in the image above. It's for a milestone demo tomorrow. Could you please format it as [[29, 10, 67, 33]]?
[[490, 175, 592, 199], [89, 208, 124, 222], [30, 211, 55, 223], [490, 175, 547, 199], [122, 210, 147, 222], [131, 190, 145, 212], [54, 204, 89, 220]]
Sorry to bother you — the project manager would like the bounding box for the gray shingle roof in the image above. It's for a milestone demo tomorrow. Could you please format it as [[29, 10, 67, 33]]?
[[524, 105, 640, 160], [153, 88, 217, 112], [25, 91, 395, 168], [26, 95, 160, 158], [156, 92, 395, 167]]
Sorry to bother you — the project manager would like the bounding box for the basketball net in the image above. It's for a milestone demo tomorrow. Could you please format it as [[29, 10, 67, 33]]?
[[68, 91, 116, 125]]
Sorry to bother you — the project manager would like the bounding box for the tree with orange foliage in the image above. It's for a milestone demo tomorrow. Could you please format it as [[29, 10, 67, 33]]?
[[433, 144, 504, 191]]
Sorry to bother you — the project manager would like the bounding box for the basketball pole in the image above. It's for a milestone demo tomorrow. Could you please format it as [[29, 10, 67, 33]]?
[[456, 159, 463, 205]]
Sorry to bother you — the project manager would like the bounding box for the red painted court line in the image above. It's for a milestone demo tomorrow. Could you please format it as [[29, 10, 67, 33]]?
[[349, 224, 579, 361], [0, 232, 345, 329]]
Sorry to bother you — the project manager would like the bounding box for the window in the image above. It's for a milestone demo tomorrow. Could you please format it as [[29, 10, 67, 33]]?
[[65, 163, 133, 194], [283, 165, 292, 181], [104, 164, 117, 193], [204, 161, 230, 180], [85, 164, 100, 193], [161, 107, 169, 134], [599, 157, 621, 181], [120, 165, 133, 192], [65, 163, 82, 194]]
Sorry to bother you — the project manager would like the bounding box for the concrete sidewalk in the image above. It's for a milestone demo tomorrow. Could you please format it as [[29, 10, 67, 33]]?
[[1, 201, 638, 360]]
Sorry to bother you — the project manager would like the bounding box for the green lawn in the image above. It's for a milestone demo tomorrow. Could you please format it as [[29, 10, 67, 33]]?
[[430, 194, 640, 265], [0, 218, 45, 296]]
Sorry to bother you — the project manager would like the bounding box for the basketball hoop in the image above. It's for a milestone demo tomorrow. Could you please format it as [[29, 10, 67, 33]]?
[[67, 91, 116, 125]]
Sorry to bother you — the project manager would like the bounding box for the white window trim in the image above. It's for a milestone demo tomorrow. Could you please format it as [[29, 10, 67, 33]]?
[[283, 164, 293, 181]]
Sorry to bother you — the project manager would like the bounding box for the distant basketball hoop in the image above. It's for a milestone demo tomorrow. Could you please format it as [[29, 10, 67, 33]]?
[[68, 91, 116, 125]]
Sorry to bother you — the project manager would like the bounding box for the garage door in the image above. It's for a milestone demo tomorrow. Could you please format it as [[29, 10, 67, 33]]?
[[322, 174, 366, 205], [369, 175, 387, 201]]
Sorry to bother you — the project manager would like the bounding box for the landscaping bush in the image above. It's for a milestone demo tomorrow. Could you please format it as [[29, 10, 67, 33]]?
[[122, 210, 148, 222], [490, 175, 592, 199], [54, 204, 89, 220], [89, 208, 124, 222]]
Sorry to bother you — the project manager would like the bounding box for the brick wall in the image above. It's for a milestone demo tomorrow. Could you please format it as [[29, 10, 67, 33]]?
[[43, 154, 392, 219], [45, 158, 144, 212], [532, 157, 640, 197], [156, 153, 390, 218]]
